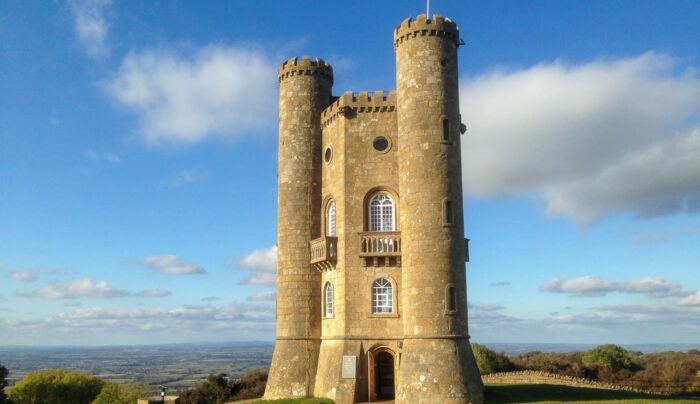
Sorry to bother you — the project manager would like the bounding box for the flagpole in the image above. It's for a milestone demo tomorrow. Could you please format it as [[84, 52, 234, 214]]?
[[427, 0, 430, 19]]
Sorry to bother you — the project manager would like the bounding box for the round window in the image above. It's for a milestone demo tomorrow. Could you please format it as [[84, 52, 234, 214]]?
[[373, 137, 390, 152], [324, 147, 332, 163]]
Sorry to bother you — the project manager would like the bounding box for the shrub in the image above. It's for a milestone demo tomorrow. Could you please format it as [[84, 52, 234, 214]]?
[[91, 382, 148, 404], [0, 362, 8, 404], [471, 344, 514, 375], [7, 369, 104, 404], [582, 344, 633, 372], [180, 369, 268, 404]]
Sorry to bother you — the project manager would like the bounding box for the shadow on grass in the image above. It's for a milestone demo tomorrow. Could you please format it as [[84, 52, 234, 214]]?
[[485, 384, 695, 403]]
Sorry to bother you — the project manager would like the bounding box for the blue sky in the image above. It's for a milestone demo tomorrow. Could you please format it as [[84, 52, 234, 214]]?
[[1, 0, 699, 346]]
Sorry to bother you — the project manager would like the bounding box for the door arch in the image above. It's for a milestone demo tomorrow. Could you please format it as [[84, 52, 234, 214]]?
[[368, 348, 395, 401]]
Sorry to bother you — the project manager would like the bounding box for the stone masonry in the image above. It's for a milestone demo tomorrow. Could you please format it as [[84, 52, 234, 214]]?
[[265, 15, 484, 404]]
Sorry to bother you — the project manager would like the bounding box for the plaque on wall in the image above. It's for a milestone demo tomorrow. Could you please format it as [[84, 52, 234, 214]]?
[[341, 355, 357, 379]]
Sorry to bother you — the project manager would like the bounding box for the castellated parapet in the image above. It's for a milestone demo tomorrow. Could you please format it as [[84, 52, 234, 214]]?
[[265, 14, 483, 404]]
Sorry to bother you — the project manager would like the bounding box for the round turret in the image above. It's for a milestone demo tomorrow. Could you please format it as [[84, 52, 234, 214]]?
[[394, 14, 484, 404], [265, 56, 333, 400]]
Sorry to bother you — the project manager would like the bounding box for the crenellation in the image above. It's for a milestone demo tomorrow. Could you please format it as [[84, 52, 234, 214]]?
[[278, 56, 334, 84], [394, 13, 460, 49]]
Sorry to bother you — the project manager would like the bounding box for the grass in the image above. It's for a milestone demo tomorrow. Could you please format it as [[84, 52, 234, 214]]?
[[485, 384, 700, 403]]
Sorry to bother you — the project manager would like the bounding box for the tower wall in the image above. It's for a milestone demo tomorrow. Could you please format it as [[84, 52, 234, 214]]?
[[265, 56, 333, 399], [394, 15, 483, 403]]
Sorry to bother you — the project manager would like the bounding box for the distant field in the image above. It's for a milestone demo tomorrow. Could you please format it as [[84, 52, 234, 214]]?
[[0, 343, 273, 390], [485, 384, 700, 403]]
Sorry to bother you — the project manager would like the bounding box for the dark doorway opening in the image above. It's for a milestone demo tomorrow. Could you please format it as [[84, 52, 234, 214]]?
[[373, 350, 395, 400]]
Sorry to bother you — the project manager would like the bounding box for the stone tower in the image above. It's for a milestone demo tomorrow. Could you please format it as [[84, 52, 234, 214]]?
[[266, 14, 484, 404]]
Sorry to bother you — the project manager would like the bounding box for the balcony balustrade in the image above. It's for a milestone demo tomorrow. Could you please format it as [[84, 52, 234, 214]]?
[[359, 232, 401, 267], [309, 236, 337, 271]]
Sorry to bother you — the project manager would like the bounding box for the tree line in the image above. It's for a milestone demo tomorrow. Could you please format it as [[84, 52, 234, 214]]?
[[472, 343, 700, 394]]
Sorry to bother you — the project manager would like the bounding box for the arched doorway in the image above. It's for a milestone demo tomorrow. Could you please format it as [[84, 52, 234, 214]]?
[[368, 348, 395, 401]]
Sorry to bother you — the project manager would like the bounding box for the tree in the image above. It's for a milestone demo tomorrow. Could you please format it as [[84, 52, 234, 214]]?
[[91, 382, 147, 404], [7, 369, 104, 404], [471, 344, 514, 375], [582, 344, 633, 372], [0, 362, 9, 404]]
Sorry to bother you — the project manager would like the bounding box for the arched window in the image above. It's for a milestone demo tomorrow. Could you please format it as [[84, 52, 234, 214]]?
[[372, 278, 393, 314], [369, 193, 394, 232], [324, 282, 333, 317], [327, 200, 336, 236]]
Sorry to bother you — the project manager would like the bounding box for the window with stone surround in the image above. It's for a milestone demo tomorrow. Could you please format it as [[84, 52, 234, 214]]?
[[324, 282, 333, 317], [446, 285, 457, 313], [369, 193, 394, 232], [372, 278, 393, 314], [327, 200, 336, 236]]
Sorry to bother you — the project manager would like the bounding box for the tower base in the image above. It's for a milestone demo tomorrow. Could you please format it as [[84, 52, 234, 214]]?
[[264, 338, 321, 399], [396, 338, 484, 404]]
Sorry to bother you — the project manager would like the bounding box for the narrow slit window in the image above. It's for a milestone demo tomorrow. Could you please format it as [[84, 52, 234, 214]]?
[[444, 200, 454, 224], [447, 286, 457, 312], [442, 118, 450, 141]]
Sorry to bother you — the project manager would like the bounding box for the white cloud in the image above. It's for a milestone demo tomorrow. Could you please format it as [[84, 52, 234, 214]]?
[[85, 150, 121, 164], [136, 289, 172, 298], [142, 255, 207, 275], [620, 276, 682, 297], [238, 246, 277, 286], [489, 281, 511, 287], [201, 296, 220, 302], [106, 46, 277, 145], [679, 291, 700, 306], [18, 278, 129, 299], [540, 275, 683, 298], [540, 276, 618, 296], [67, 0, 111, 60], [10, 271, 38, 282], [247, 291, 276, 302], [461, 53, 700, 223], [168, 167, 208, 186]]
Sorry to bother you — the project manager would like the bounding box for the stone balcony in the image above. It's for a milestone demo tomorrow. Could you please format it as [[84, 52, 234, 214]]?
[[310, 236, 337, 271], [359, 231, 401, 267]]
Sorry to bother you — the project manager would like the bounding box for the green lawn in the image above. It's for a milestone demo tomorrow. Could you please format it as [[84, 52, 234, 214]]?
[[485, 384, 700, 403]]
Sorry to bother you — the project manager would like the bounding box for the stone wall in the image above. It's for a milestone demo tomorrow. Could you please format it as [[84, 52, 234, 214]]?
[[482, 370, 671, 396]]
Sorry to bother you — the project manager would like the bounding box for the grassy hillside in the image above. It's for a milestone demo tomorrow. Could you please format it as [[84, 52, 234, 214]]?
[[485, 384, 700, 403]]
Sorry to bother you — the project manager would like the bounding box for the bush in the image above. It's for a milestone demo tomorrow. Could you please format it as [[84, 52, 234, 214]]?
[[7, 369, 104, 404], [582, 344, 633, 372], [180, 369, 268, 404], [0, 362, 8, 404], [91, 382, 148, 404], [472, 344, 515, 375]]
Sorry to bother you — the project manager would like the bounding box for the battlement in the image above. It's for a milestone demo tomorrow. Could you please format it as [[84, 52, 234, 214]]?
[[278, 56, 333, 84], [321, 90, 396, 128], [394, 14, 460, 48]]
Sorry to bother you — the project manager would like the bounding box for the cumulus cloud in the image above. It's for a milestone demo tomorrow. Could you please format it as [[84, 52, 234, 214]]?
[[85, 150, 121, 164], [18, 278, 129, 299], [106, 46, 277, 145], [461, 53, 700, 223], [142, 255, 207, 275], [549, 304, 700, 328], [540, 276, 682, 298], [136, 289, 172, 298], [238, 246, 276, 286], [10, 271, 38, 282], [67, 0, 111, 60], [247, 291, 276, 302], [679, 291, 700, 306]]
